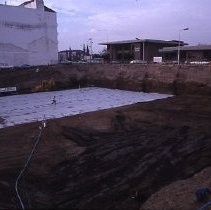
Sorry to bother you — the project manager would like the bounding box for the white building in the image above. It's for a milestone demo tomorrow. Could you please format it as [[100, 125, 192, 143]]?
[[0, 0, 58, 67]]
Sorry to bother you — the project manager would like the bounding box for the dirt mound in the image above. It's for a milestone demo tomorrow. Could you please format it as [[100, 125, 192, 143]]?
[[141, 167, 211, 210], [0, 95, 211, 209]]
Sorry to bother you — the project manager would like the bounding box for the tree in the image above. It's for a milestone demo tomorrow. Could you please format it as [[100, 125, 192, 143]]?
[[83, 44, 86, 54], [99, 48, 109, 60], [68, 46, 72, 61], [86, 45, 90, 56]]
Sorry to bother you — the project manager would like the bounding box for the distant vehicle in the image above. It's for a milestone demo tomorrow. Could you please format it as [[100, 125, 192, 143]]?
[[77, 60, 87, 64], [72, 60, 87, 64], [89, 58, 104, 64], [130, 60, 147, 64], [171, 61, 178, 64], [0, 87, 17, 96], [190, 61, 210, 65], [20, 64, 31, 68], [60, 60, 72, 64], [0, 63, 14, 69], [111, 60, 120, 64]]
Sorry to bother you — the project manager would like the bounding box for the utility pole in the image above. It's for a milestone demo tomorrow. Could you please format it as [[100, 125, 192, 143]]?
[[177, 28, 189, 65]]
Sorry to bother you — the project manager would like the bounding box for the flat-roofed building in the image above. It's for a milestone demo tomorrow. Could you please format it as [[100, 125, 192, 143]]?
[[58, 50, 85, 62], [159, 45, 211, 63], [99, 39, 186, 63]]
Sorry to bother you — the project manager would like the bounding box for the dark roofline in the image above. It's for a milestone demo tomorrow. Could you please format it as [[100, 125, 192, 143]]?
[[19, 1, 56, 13], [99, 39, 187, 46], [159, 45, 211, 53], [59, 50, 70, 53], [44, 6, 55, 13], [59, 50, 84, 53], [19, 0, 34, 6]]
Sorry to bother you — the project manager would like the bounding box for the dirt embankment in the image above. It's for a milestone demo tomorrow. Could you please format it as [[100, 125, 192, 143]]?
[[1, 63, 211, 95], [1, 95, 211, 209]]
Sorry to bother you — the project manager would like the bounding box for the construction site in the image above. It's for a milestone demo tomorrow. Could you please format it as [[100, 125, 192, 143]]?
[[1, 63, 211, 210]]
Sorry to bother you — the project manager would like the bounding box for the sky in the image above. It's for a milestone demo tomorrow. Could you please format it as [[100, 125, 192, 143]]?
[[4, 0, 211, 53]]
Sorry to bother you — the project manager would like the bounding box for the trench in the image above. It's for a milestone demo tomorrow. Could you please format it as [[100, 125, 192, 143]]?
[[1, 65, 211, 209]]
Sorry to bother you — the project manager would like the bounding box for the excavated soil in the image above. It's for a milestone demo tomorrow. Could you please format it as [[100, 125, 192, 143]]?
[[1, 95, 211, 210]]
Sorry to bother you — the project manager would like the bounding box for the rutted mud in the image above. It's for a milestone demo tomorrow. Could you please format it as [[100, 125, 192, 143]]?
[[0, 95, 211, 210]]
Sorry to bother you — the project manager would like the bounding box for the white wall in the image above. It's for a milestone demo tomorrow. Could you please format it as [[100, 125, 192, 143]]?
[[0, 3, 58, 66]]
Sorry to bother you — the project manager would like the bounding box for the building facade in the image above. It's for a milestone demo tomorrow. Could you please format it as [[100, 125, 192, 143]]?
[[58, 50, 86, 62], [100, 39, 186, 63], [0, 0, 58, 67], [160, 45, 211, 63]]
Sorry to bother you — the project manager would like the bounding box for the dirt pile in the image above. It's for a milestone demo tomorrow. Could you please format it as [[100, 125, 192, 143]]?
[[0, 95, 211, 209], [141, 167, 211, 210]]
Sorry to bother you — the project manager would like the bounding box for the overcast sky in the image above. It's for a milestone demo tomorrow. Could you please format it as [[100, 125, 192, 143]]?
[[6, 0, 211, 52]]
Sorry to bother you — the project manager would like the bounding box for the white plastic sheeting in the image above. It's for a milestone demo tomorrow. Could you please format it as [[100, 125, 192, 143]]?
[[0, 87, 172, 129]]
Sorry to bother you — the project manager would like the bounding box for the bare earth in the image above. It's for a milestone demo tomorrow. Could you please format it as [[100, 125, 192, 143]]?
[[0, 95, 211, 210]]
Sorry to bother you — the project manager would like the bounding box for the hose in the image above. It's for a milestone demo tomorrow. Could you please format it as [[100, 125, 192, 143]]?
[[15, 119, 46, 209]]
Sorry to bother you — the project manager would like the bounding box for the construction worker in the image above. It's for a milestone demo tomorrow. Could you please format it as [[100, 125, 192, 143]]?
[[52, 96, 56, 105]]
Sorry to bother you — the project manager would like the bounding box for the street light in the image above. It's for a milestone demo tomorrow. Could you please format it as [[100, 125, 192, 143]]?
[[177, 27, 189, 65]]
